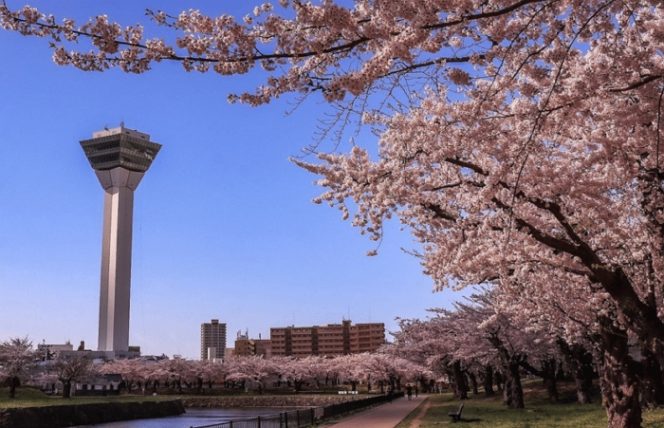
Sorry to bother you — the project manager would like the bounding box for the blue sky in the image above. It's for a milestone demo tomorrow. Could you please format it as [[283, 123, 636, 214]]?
[[0, 1, 459, 358]]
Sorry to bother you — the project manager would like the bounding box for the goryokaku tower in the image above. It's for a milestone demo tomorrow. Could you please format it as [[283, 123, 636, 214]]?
[[80, 125, 161, 353]]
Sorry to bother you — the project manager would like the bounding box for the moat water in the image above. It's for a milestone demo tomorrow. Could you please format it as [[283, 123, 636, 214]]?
[[74, 408, 286, 427]]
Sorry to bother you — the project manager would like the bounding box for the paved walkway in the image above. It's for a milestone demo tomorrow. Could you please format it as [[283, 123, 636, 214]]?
[[325, 395, 427, 428]]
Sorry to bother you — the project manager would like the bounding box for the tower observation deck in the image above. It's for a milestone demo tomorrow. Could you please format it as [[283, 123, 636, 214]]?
[[80, 125, 161, 354]]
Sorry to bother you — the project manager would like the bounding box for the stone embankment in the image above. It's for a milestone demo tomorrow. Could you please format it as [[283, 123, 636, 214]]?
[[0, 399, 184, 428], [181, 394, 364, 408]]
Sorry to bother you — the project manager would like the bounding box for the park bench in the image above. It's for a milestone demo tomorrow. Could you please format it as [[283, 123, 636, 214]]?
[[448, 402, 464, 423]]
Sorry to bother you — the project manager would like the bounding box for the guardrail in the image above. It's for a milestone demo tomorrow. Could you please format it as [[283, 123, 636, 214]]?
[[190, 408, 317, 428], [189, 392, 404, 428], [321, 391, 403, 420]]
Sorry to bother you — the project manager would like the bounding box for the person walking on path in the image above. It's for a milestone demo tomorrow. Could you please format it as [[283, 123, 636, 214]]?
[[407, 385, 413, 400]]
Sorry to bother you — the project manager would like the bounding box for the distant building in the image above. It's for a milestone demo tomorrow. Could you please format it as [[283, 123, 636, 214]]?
[[351, 322, 386, 353], [234, 331, 272, 358], [254, 339, 272, 358], [318, 322, 349, 355], [271, 327, 292, 356], [37, 341, 74, 360], [201, 319, 227, 360], [270, 320, 384, 357], [235, 333, 252, 356], [56, 348, 141, 362]]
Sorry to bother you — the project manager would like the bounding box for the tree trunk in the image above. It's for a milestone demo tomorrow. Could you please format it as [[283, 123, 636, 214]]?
[[558, 339, 594, 404], [597, 323, 642, 428], [519, 357, 558, 403], [488, 332, 523, 408], [494, 371, 504, 391], [451, 361, 468, 400], [483, 365, 495, 396], [556, 360, 567, 381], [503, 361, 524, 409], [639, 344, 664, 407], [574, 357, 595, 405], [468, 371, 479, 396], [542, 358, 559, 403], [63, 381, 72, 399], [8, 377, 18, 398]]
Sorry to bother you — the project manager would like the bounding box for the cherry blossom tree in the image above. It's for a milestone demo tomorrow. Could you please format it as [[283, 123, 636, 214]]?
[[224, 355, 276, 394], [277, 356, 324, 392], [391, 289, 591, 408], [390, 316, 472, 399], [434, 294, 536, 408], [143, 359, 171, 393], [304, 355, 333, 389], [355, 353, 407, 393], [52, 354, 94, 398], [496, 265, 663, 410], [0, 337, 35, 398], [327, 354, 364, 392], [1, 2, 663, 426], [189, 359, 220, 392], [159, 357, 194, 393], [99, 359, 140, 393], [378, 353, 430, 392]]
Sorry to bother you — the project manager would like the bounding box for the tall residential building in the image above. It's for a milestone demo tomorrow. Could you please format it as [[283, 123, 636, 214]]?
[[80, 125, 161, 354], [201, 319, 227, 360], [270, 320, 385, 357]]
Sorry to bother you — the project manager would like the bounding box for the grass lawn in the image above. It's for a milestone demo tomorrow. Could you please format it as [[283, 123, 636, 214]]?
[[396, 383, 664, 428], [0, 387, 174, 409]]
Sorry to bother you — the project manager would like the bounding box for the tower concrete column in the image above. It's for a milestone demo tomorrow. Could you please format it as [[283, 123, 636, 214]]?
[[81, 126, 161, 354]]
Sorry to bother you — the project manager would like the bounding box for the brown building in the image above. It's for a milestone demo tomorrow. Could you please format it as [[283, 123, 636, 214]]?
[[270, 320, 384, 357], [318, 322, 350, 355], [254, 339, 272, 357], [351, 322, 386, 353], [235, 337, 253, 356], [234, 332, 272, 358], [270, 327, 291, 356]]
